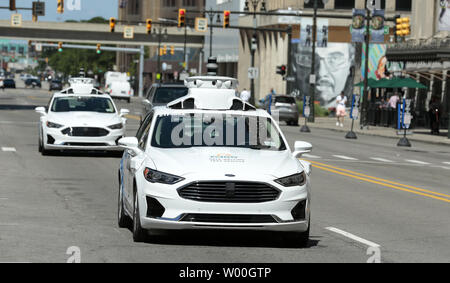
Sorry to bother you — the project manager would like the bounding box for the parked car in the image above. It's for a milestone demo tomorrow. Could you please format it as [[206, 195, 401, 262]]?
[[3, 79, 16, 89], [141, 83, 188, 120], [49, 80, 63, 91], [25, 78, 42, 88], [260, 95, 300, 126]]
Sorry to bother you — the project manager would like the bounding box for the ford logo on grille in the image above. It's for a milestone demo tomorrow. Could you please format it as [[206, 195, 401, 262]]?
[[225, 183, 235, 198], [225, 174, 235, 177]]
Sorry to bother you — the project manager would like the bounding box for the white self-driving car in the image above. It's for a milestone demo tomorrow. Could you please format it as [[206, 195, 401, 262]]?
[[35, 78, 129, 155], [118, 76, 312, 246]]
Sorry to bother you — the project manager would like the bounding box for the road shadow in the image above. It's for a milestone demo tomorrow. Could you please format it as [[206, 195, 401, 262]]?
[[44, 150, 123, 159], [413, 130, 448, 137], [126, 229, 320, 250], [0, 104, 41, 110]]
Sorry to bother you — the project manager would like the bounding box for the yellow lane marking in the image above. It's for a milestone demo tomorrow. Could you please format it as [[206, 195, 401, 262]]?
[[125, 114, 140, 121], [306, 160, 450, 199], [27, 96, 50, 101], [310, 163, 450, 204]]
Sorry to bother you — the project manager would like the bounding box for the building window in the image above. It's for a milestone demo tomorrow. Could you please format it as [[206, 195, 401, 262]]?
[[304, 1, 324, 9], [162, 0, 176, 7], [396, 0, 412, 11], [182, 0, 197, 6], [335, 0, 355, 9]]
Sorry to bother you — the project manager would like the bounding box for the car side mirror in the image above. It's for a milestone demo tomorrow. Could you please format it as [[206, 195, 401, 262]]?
[[35, 106, 46, 116], [118, 137, 141, 156], [143, 99, 152, 106], [120, 109, 130, 117], [293, 141, 312, 158]]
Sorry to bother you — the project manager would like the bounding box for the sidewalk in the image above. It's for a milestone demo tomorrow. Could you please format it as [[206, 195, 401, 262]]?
[[304, 117, 450, 146]]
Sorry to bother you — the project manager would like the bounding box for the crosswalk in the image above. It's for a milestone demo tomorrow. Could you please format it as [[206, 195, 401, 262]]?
[[301, 153, 450, 167]]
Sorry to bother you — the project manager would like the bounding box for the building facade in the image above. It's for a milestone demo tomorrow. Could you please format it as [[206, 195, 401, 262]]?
[[237, 0, 413, 105], [117, 0, 205, 87]]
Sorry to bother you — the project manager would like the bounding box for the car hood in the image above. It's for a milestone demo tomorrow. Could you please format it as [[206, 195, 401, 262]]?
[[46, 112, 122, 127], [147, 147, 301, 180]]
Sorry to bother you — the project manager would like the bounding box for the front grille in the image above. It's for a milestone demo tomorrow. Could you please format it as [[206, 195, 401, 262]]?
[[180, 214, 277, 224], [61, 127, 109, 137], [178, 182, 280, 203], [63, 143, 109, 147]]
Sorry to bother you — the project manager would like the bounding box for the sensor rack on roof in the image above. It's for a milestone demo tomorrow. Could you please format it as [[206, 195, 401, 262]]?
[[69, 77, 95, 86], [59, 86, 104, 95], [184, 76, 238, 90]]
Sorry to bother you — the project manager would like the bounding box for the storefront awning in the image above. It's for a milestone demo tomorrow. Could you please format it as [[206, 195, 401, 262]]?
[[354, 78, 428, 89]]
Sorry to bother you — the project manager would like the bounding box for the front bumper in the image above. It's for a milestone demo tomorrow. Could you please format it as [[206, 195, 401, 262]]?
[[137, 177, 311, 232], [276, 110, 299, 121], [44, 127, 125, 151]]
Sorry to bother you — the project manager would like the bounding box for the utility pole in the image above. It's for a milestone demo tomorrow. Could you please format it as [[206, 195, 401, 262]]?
[[308, 0, 319, 123], [361, 5, 371, 129], [138, 45, 144, 98]]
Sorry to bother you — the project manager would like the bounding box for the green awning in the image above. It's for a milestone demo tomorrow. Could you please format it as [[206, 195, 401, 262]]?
[[354, 78, 427, 89]]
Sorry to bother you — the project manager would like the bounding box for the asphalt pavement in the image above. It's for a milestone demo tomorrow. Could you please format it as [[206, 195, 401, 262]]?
[[0, 88, 449, 263]]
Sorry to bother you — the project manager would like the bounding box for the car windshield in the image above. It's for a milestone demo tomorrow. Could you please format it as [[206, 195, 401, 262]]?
[[51, 96, 116, 113], [151, 113, 287, 151], [275, 96, 296, 104], [153, 87, 188, 104]]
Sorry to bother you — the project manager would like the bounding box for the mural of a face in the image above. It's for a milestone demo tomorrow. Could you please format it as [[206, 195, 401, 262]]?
[[293, 43, 355, 108]]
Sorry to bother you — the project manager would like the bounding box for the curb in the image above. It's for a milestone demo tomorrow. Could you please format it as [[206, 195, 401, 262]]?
[[308, 125, 450, 146]]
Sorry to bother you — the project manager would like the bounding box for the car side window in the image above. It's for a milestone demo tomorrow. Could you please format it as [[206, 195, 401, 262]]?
[[136, 112, 154, 149]]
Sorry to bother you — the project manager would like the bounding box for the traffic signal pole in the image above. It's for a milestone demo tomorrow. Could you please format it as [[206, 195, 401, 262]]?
[[308, 0, 318, 123], [361, 7, 371, 129]]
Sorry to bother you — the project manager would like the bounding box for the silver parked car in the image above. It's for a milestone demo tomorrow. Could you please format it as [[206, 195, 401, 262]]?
[[260, 95, 300, 126], [141, 83, 188, 121]]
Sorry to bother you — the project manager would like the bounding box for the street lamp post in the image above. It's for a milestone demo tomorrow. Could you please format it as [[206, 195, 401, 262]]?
[[245, 0, 266, 106], [152, 27, 168, 82]]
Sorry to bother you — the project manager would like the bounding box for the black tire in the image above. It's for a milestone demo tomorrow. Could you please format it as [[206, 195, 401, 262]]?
[[286, 121, 292, 126], [132, 189, 148, 242], [127, 98, 131, 104], [292, 120, 299, 126], [118, 172, 132, 228]]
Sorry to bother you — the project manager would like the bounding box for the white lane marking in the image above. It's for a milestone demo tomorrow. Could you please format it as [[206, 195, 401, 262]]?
[[326, 227, 380, 248], [1, 147, 16, 152], [443, 162, 450, 165], [0, 198, 8, 200], [370, 157, 394, 163], [405, 159, 430, 165], [333, 155, 358, 161], [302, 154, 321, 159]]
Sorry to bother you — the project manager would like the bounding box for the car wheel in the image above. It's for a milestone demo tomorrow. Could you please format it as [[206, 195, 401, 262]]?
[[285, 219, 310, 248], [292, 120, 299, 126], [132, 189, 148, 242], [118, 173, 131, 228], [127, 98, 131, 104]]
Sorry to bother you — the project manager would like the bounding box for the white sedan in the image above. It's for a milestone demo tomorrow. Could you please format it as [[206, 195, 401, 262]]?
[[35, 92, 129, 155], [118, 100, 313, 246]]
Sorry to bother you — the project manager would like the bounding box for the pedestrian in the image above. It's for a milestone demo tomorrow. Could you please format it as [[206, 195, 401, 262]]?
[[267, 88, 275, 115], [336, 91, 347, 127], [429, 96, 441, 135], [240, 88, 250, 103], [388, 93, 400, 109]]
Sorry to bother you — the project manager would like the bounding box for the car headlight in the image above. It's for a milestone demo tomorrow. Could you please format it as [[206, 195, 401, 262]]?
[[108, 123, 124, 130], [275, 172, 306, 187], [143, 168, 184, 185], [46, 121, 64, 128]]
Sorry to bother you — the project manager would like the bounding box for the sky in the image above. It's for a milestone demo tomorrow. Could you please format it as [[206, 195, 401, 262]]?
[[0, 0, 118, 22]]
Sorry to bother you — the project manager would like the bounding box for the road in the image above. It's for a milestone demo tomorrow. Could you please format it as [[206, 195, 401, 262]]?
[[0, 87, 449, 263]]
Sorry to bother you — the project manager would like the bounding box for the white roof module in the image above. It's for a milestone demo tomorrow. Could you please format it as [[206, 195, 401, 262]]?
[[167, 76, 254, 111]]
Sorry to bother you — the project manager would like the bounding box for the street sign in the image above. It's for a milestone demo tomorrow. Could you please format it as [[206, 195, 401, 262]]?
[[303, 96, 311, 118], [11, 14, 22, 27], [309, 74, 316, 85], [384, 26, 390, 35], [286, 76, 296, 82], [195, 17, 208, 32], [123, 26, 134, 39], [248, 67, 259, 79], [350, 94, 360, 120], [35, 43, 42, 52]]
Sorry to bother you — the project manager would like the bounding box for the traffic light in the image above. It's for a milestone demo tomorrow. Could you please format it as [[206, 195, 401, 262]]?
[[178, 9, 186, 28], [146, 19, 152, 34], [396, 17, 410, 37], [110, 17, 116, 33], [9, 0, 16, 11], [159, 48, 164, 57], [163, 45, 167, 55], [57, 0, 64, 14], [223, 11, 231, 28], [276, 65, 287, 76], [57, 42, 63, 52], [96, 44, 101, 54], [170, 46, 175, 55]]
